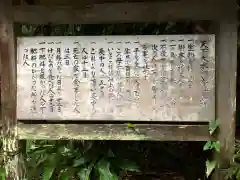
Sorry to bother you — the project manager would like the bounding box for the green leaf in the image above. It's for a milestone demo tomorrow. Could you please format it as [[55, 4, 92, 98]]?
[[26, 140, 35, 152], [0, 167, 6, 180], [59, 169, 74, 180], [43, 166, 55, 180], [205, 159, 217, 178], [77, 167, 91, 180], [73, 157, 88, 167], [107, 149, 115, 158], [126, 123, 140, 133], [209, 119, 220, 135], [28, 147, 47, 155], [236, 168, 240, 179], [77, 163, 95, 180], [127, 123, 136, 129], [97, 158, 117, 180], [213, 141, 220, 153], [203, 141, 213, 151], [36, 154, 49, 166], [47, 154, 58, 166], [119, 159, 140, 172], [60, 173, 69, 180]]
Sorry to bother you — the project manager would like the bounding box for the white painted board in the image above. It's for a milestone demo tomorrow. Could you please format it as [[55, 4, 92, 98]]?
[[17, 35, 215, 121]]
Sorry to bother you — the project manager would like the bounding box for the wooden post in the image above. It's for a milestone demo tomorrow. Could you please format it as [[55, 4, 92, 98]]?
[[215, 0, 237, 179], [0, 0, 23, 179]]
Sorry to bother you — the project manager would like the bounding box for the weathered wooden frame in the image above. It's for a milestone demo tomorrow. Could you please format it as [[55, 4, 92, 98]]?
[[0, 0, 237, 179], [12, 0, 224, 24], [18, 123, 212, 141]]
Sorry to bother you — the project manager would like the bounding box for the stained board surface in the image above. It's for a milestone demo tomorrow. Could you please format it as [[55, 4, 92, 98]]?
[[17, 35, 215, 121]]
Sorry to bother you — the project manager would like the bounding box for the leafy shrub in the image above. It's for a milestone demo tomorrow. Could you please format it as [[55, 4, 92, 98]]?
[[24, 140, 140, 180], [226, 140, 240, 179]]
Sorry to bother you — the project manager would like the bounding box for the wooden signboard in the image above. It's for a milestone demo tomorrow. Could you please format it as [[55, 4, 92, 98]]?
[[17, 35, 215, 121]]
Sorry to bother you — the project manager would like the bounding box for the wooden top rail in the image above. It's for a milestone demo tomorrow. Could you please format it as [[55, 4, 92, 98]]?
[[11, 0, 228, 24]]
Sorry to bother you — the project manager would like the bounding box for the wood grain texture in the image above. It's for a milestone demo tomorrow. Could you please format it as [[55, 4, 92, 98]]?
[[23, 0, 174, 6], [0, 0, 16, 131], [0, 0, 22, 179], [215, 24, 237, 179], [18, 123, 212, 141], [214, 0, 237, 179], [17, 35, 215, 122], [12, 0, 223, 24]]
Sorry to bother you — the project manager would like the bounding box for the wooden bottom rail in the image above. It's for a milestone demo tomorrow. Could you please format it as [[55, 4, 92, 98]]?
[[17, 123, 212, 141]]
